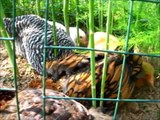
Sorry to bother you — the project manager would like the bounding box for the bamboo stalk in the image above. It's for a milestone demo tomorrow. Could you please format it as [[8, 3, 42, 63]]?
[[0, 1, 20, 119], [100, 0, 112, 107], [156, 3, 160, 42], [36, 0, 40, 16], [0, 1, 19, 76], [98, 0, 103, 31], [135, 2, 144, 29], [51, 0, 57, 57], [89, 0, 96, 107], [63, 0, 70, 35], [85, 1, 89, 35], [75, 0, 80, 46]]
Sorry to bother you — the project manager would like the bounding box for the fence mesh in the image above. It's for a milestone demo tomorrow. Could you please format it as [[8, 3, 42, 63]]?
[[0, 0, 160, 120]]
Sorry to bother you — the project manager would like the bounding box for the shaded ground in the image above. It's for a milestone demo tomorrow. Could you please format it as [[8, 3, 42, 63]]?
[[0, 45, 160, 120]]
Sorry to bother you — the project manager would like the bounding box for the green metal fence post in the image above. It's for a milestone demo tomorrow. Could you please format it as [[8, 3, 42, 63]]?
[[11, 0, 21, 119], [113, 0, 134, 119], [42, 0, 50, 120]]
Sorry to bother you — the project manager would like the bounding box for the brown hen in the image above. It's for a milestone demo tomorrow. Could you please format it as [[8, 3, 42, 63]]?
[[134, 61, 155, 88], [62, 53, 143, 110], [0, 90, 15, 111], [29, 47, 144, 111]]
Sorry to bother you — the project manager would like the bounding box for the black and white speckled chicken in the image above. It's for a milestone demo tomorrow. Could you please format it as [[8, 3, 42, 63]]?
[[0, 89, 94, 120], [3, 14, 75, 74]]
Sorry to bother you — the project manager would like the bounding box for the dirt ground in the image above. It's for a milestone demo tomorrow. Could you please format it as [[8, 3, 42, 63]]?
[[0, 44, 160, 120]]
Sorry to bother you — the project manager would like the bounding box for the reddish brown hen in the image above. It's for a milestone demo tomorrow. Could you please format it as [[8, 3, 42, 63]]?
[[0, 89, 93, 120], [0, 90, 15, 111], [29, 47, 145, 111]]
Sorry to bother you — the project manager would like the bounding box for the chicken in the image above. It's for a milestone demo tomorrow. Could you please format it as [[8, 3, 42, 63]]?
[[87, 32, 120, 52], [0, 89, 93, 120], [69, 27, 88, 47], [0, 90, 15, 111], [29, 47, 143, 111], [3, 14, 75, 74], [46, 53, 90, 80], [47, 20, 88, 47], [62, 53, 142, 110], [91, 32, 155, 88], [134, 61, 155, 88]]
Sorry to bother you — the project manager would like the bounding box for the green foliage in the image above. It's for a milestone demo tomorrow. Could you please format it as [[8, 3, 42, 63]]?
[[2, 0, 159, 54], [1, 0, 12, 16]]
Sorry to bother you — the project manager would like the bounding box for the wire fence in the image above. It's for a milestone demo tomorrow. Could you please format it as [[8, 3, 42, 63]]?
[[0, 0, 160, 120]]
